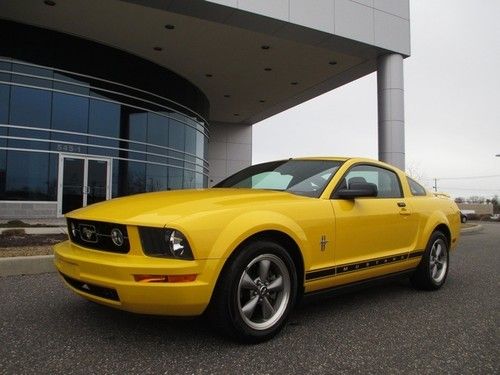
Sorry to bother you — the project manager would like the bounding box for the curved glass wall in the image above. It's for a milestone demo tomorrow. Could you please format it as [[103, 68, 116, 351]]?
[[0, 59, 209, 201], [0, 22, 210, 204]]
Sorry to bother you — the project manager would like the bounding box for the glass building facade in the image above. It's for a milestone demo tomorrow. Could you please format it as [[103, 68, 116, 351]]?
[[0, 21, 209, 215]]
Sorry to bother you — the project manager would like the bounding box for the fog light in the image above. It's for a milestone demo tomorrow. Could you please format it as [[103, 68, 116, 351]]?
[[134, 274, 197, 283], [111, 228, 124, 247]]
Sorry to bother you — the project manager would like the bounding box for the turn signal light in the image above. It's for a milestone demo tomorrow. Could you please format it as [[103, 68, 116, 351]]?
[[134, 274, 197, 283]]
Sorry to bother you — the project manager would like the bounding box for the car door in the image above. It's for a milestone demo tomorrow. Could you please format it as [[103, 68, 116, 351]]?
[[330, 164, 419, 283]]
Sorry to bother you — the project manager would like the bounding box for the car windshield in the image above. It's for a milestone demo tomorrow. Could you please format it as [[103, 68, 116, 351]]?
[[214, 159, 343, 198]]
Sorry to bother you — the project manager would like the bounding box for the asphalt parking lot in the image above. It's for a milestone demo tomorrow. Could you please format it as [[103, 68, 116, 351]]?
[[1, 223, 498, 375]]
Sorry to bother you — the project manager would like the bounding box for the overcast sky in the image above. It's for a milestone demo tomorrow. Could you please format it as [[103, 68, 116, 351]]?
[[252, 0, 500, 199]]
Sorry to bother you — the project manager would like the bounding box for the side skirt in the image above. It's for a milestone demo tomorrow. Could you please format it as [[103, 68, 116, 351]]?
[[302, 269, 415, 302]]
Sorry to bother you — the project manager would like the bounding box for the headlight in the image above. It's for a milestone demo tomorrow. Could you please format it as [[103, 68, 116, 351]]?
[[139, 227, 194, 260]]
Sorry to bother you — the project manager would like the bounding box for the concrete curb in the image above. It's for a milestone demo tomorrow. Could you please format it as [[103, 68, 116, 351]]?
[[0, 255, 55, 277], [0, 227, 67, 235], [461, 224, 483, 235]]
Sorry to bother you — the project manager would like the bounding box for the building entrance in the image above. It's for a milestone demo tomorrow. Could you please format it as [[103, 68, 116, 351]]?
[[57, 155, 111, 216]]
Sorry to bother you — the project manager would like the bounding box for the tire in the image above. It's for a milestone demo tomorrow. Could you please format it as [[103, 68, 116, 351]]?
[[208, 240, 298, 343], [410, 231, 449, 290]]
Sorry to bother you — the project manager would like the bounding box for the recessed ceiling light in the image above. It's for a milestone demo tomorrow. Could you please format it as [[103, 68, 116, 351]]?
[[153, 46, 163, 51], [261, 45, 270, 50], [291, 81, 298, 85], [264, 67, 272, 71], [44, 0, 56, 5], [205, 74, 213, 78], [164, 24, 175, 30], [224, 94, 231, 98], [329, 61, 338, 65]]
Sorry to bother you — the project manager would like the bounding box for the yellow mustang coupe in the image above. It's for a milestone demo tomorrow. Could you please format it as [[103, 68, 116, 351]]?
[[54, 157, 460, 342]]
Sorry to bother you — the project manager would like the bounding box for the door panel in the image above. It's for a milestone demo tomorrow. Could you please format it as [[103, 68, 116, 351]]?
[[59, 156, 110, 215], [332, 198, 417, 264], [87, 159, 108, 205], [330, 164, 419, 281], [62, 158, 84, 214]]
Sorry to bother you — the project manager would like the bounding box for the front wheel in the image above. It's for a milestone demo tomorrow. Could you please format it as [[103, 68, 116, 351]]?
[[411, 231, 449, 290], [209, 241, 297, 343]]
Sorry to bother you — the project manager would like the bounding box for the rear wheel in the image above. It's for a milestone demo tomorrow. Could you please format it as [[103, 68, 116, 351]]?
[[209, 241, 297, 343], [411, 231, 449, 290]]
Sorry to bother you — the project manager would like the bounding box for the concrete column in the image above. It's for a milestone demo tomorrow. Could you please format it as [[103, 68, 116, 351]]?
[[207, 122, 252, 186], [377, 53, 405, 170]]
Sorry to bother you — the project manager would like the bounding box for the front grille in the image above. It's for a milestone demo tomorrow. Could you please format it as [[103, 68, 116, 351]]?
[[61, 273, 120, 301], [67, 219, 130, 253]]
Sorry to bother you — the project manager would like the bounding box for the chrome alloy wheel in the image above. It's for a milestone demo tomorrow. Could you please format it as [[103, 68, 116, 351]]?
[[237, 254, 291, 331], [429, 238, 448, 284]]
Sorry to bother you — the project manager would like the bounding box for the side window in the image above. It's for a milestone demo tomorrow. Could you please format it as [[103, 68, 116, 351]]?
[[407, 177, 427, 196], [341, 165, 402, 198]]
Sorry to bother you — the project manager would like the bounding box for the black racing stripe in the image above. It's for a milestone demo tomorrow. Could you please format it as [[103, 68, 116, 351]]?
[[305, 250, 424, 282], [305, 267, 335, 281]]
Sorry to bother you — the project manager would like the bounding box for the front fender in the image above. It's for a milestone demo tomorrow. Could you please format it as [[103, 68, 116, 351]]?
[[209, 210, 310, 264]]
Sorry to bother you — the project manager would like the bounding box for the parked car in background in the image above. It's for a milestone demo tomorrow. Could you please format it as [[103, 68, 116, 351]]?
[[460, 211, 468, 223], [54, 157, 461, 342]]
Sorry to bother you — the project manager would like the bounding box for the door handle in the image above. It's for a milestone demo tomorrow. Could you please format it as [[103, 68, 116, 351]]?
[[397, 202, 406, 207]]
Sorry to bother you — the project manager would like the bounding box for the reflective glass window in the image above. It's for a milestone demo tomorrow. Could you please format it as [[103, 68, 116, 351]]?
[[53, 72, 90, 95], [51, 92, 89, 133], [9, 86, 52, 129], [146, 164, 168, 192], [48, 154, 58, 200], [12, 63, 53, 88], [0, 84, 9, 147], [128, 111, 147, 143], [0, 61, 12, 82], [168, 167, 183, 190], [169, 119, 185, 152], [185, 126, 196, 156], [407, 177, 427, 197], [0, 150, 6, 197], [89, 99, 120, 138], [3, 151, 50, 200], [183, 170, 195, 189], [51, 92, 89, 148], [9, 86, 51, 149], [147, 113, 169, 148], [114, 160, 146, 197], [196, 133, 204, 159]]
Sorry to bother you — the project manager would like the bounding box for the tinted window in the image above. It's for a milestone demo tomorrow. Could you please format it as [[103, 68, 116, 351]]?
[[407, 177, 427, 196], [340, 165, 402, 198], [147, 113, 169, 147], [0, 85, 10, 147], [215, 160, 343, 198], [146, 163, 168, 192], [3, 151, 51, 200], [9, 86, 52, 129], [168, 167, 183, 190], [51, 92, 89, 133]]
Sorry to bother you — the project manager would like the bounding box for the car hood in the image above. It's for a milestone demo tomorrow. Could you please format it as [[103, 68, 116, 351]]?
[[66, 188, 308, 226]]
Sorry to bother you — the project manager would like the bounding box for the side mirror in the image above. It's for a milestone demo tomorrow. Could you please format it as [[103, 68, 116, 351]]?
[[336, 182, 378, 199]]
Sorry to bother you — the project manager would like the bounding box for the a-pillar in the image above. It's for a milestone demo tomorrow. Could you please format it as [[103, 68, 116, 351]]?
[[377, 53, 405, 170]]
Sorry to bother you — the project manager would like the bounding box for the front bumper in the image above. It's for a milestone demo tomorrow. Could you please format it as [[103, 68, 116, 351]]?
[[53, 240, 221, 316]]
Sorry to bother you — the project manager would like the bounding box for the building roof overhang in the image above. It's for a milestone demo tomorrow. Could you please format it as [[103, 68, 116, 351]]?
[[0, 0, 409, 125]]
